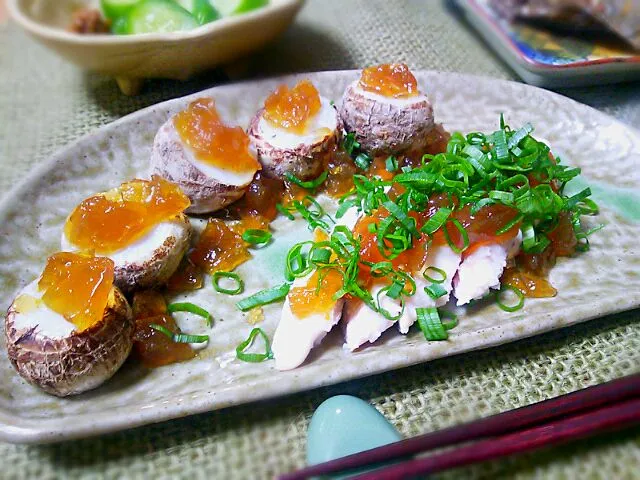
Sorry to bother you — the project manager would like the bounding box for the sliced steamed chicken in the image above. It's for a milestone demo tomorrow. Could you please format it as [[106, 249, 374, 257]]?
[[341, 209, 414, 351], [151, 97, 261, 214], [248, 80, 342, 180], [339, 63, 435, 155], [342, 283, 411, 351], [61, 176, 192, 292], [453, 232, 522, 306], [5, 253, 133, 397], [398, 244, 462, 334], [271, 207, 359, 370], [339, 64, 437, 349]]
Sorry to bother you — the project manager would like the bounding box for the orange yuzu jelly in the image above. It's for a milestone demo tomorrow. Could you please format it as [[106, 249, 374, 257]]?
[[38, 252, 115, 332], [65, 176, 190, 254], [263, 80, 322, 135], [288, 269, 343, 319], [174, 97, 260, 175], [359, 63, 419, 99]]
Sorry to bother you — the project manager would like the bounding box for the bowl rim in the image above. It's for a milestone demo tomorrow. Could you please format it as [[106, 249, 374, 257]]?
[[7, 0, 305, 45]]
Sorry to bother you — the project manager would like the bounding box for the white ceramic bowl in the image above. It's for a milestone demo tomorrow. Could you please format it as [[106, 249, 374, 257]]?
[[8, 0, 305, 94]]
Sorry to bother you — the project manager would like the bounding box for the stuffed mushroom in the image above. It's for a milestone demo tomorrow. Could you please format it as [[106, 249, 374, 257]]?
[[61, 176, 192, 292], [151, 97, 261, 214], [248, 80, 342, 180], [5, 253, 133, 397], [339, 63, 435, 155]]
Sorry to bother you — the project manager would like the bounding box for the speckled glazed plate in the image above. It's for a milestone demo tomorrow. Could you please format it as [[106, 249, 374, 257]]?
[[1, 71, 639, 444]]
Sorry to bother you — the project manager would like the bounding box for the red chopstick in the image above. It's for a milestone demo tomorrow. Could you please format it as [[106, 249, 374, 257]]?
[[354, 397, 640, 480], [280, 374, 640, 480]]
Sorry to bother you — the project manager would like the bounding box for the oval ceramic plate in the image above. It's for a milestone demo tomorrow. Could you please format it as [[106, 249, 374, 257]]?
[[1, 71, 639, 444]]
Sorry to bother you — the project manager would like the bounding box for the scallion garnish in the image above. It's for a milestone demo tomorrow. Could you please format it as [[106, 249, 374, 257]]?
[[149, 324, 209, 344], [276, 203, 295, 220], [236, 283, 291, 312], [274, 116, 600, 346], [343, 132, 360, 155], [241, 229, 272, 246], [354, 152, 372, 170], [421, 207, 452, 235], [416, 307, 455, 341], [212, 271, 244, 295], [385, 156, 399, 172], [423, 266, 447, 284], [167, 302, 213, 327], [495, 284, 525, 312], [235, 327, 274, 363], [285, 171, 328, 190], [424, 283, 447, 299], [286, 242, 312, 279], [443, 219, 469, 254]]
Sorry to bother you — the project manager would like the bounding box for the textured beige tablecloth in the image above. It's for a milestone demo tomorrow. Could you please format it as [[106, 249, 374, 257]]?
[[1, 1, 640, 478]]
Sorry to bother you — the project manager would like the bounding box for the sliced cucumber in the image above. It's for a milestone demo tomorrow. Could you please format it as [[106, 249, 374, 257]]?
[[174, 0, 193, 10], [111, 15, 130, 34], [193, 0, 220, 24], [100, 0, 141, 20], [127, 0, 198, 34], [176, 0, 220, 24], [209, 0, 267, 17]]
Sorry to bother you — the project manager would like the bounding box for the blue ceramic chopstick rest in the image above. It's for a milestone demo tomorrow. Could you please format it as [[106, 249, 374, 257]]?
[[307, 395, 402, 479]]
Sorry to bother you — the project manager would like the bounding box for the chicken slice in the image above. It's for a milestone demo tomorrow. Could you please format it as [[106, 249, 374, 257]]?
[[398, 245, 462, 334], [271, 206, 359, 371], [453, 232, 522, 306]]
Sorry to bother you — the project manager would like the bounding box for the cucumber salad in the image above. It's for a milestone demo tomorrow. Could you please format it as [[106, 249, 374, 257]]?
[[99, 0, 269, 35]]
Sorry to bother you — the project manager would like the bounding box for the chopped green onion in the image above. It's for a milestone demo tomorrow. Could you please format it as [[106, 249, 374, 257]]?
[[565, 187, 592, 210], [354, 152, 372, 170], [488, 190, 514, 205], [507, 123, 533, 149], [491, 129, 509, 162], [343, 132, 360, 155], [310, 247, 331, 265], [416, 307, 448, 341], [383, 200, 420, 236], [578, 198, 599, 216], [385, 156, 399, 172], [385, 281, 404, 300], [495, 285, 525, 312], [424, 283, 447, 299], [286, 242, 312, 279], [235, 328, 273, 363], [241, 229, 272, 246], [212, 271, 244, 295], [149, 324, 209, 344], [421, 207, 452, 235], [496, 213, 523, 235], [423, 266, 447, 283], [443, 219, 469, 254], [336, 198, 357, 219], [167, 302, 213, 327], [285, 170, 328, 190], [375, 287, 404, 321], [521, 222, 551, 253], [276, 203, 295, 220], [439, 309, 459, 330], [236, 283, 291, 312]]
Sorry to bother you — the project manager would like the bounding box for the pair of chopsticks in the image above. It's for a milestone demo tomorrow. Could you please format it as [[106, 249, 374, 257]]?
[[280, 374, 640, 480]]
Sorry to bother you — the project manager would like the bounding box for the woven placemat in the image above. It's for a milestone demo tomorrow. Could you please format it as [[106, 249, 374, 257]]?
[[1, 1, 639, 478]]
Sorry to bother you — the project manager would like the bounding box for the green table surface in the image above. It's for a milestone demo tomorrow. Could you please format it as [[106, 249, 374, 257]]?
[[1, 1, 639, 478]]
